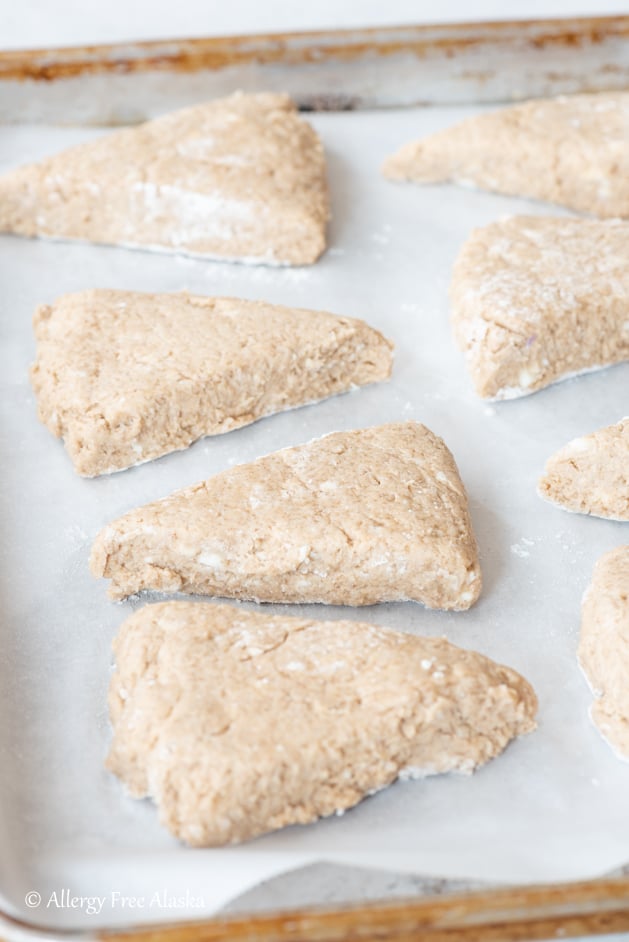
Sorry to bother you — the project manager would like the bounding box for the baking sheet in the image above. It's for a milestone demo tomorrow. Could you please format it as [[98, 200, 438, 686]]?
[[0, 104, 628, 932]]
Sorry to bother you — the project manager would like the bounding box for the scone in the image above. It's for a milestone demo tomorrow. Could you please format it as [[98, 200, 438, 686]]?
[[31, 289, 393, 476], [0, 92, 329, 265], [90, 422, 482, 609], [450, 216, 629, 399], [383, 92, 629, 217], [107, 601, 538, 845], [579, 546, 629, 760], [539, 418, 629, 521]]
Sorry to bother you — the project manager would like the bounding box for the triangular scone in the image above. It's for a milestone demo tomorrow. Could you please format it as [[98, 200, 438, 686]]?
[[90, 422, 482, 608], [450, 216, 629, 400], [383, 92, 629, 217], [31, 289, 393, 477], [0, 92, 329, 265], [579, 546, 629, 760], [538, 419, 629, 521], [108, 601, 537, 846]]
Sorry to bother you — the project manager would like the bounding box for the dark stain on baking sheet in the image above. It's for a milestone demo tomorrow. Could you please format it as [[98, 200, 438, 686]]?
[[300, 95, 359, 112], [1, 14, 629, 86]]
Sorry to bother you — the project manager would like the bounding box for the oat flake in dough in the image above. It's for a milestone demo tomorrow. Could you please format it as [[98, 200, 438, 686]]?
[[90, 422, 482, 609], [107, 601, 537, 846], [539, 418, 629, 521], [30, 289, 393, 477], [579, 546, 629, 760], [450, 216, 629, 399], [383, 92, 629, 217], [0, 92, 329, 265]]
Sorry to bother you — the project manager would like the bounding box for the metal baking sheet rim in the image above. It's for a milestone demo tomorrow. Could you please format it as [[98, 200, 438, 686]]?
[[1, 14, 629, 122], [1, 16, 629, 942]]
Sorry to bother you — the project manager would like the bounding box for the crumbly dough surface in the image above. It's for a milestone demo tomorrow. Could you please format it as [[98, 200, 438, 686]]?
[[90, 422, 482, 609], [539, 418, 629, 521], [31, 289, 393, 477], [0, 92, 329, 265], [579, 546, 629, 760], [450, 216, 629, 399], [383, 92, 629, 217], [107, 601, 537, 846]]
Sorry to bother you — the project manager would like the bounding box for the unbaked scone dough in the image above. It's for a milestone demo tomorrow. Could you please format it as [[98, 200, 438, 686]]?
[[450, 216, 629, 399], [107, 601, 537, 845], [579, 546, 629, 760], [383, 92, 629, 217], [90, 422, 482, 609], [539, 418, 629, 521], [31, 289, 393, 477], [0, 92, 329, 265]]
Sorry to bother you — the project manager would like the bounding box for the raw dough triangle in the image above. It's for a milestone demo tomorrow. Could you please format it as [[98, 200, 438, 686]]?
[[539, 418, 629, 521], [90, 422, 482, 609], [31, 289, 393, 477], [450, 216, 629, 399], [383, 92, 629, 217], [579, 546, 629, 760], [0, 92, 329, 265], [108, 601, 536, 845]]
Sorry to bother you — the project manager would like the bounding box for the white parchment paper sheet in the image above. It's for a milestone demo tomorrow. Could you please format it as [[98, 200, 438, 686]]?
[[0, 106, 627, 930]]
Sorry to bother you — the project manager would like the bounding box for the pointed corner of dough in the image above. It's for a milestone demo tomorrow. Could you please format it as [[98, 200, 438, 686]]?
[[0, 164, 39, 236], [381, 150, 406, 180], [536, 476, 551, 504], [538, 420, 629, 520], [454, 565, 483, 612], [283, 216, 328, 266], [381, 140, 442, 183], [88, 530, 108, 580]]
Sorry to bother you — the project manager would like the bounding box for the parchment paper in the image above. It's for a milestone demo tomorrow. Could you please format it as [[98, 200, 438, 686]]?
[[0, 105, 627, 930]]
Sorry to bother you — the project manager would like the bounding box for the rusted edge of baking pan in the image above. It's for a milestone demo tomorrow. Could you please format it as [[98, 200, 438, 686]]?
[[1, 874, 629, 941], [0, 15, 628, 123]]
